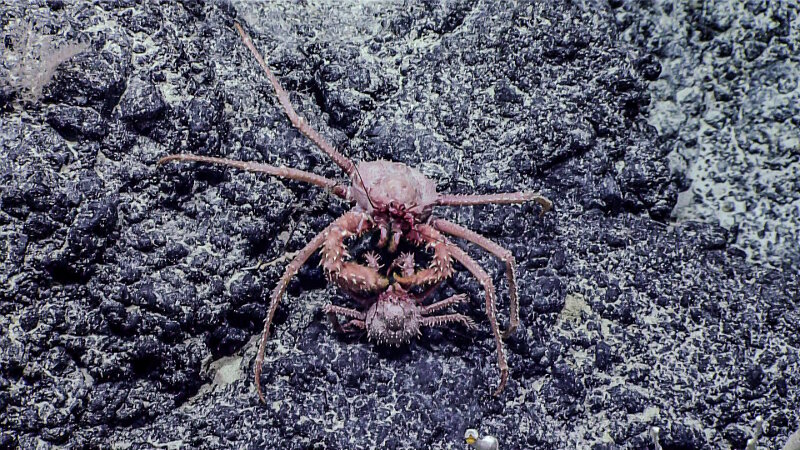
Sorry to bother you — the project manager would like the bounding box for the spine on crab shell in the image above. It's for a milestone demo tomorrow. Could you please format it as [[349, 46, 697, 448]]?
[[319, 215, 389, 295]]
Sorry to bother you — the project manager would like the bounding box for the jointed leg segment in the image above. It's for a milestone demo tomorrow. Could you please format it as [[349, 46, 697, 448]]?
[[420, 294, 475, 329], [437, 192, 552, 213], [255, 210, 387, 402], [421, 313, 476, 329], [445, 241, 509, 396], [433, 218, 520, 338], [234, 22, 356, 178], [415, 224, 509, 396], [254, 218, 339, 402], [324, 304, 366, 333], [420, 293, 468, 315], [157, 154, 349, 199]]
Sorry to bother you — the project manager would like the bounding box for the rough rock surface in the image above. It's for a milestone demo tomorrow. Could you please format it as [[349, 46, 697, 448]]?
[[616, 0, 800, 268], [0, 1, 797, 449]]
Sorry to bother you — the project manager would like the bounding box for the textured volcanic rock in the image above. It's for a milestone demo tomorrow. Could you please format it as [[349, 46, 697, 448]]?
[[0, 1, 797, 449], [614, 0, 800, 268]]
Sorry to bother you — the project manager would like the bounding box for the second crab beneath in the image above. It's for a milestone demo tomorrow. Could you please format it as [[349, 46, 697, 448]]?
[[323, 248, 477, 347]]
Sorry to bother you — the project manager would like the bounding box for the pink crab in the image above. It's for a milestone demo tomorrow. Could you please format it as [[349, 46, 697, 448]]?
[[323, 251, 476, 346], [158, 22, 552, 401]]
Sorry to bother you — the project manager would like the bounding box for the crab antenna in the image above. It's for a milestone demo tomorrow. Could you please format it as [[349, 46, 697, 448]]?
[[353, 163, 376, 210]]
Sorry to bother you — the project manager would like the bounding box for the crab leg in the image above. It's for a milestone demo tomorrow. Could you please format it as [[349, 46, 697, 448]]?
[[420, 293, 468, 315], [323, 304, 366, 333], [419, 295, 475, 330], [323, 304, 366, 320], [234, 22, 356, 177], [255, 211, 383, 401], [406, 225, 509, 396], [157, 154, 349, 199], [444, 240, 509, 396], [421, 313, 476, 329], [432, 219, 520, 339], [437, 192, 552, 214], [255, 218, 338, 402]]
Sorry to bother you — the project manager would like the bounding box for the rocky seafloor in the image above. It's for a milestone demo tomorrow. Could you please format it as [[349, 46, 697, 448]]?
[[618, 0, 800, 270], [0, 1, 797, 449]]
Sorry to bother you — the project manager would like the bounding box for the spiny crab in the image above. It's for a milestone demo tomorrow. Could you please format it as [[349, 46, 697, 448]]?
[[323, 251, 476, 346], [158, 22, 552, 401]]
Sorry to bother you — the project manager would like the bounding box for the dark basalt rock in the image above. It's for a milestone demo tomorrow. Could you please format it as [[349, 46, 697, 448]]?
[[46, 105, 108, 141], [0, 1, 797, 449], [43, 49, 130, 114], [118, 78, 168, 124]]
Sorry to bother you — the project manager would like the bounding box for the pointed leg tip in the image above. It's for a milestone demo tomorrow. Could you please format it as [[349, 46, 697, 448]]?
[[254, 360, 266, 400], [156, 155, 176, 165], [537, 197, 554, 215], [256, 379, 266, 403], [492, 370, 509, 397]]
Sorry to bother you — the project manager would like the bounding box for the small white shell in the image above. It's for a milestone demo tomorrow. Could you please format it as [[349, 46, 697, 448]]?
[[465, 429, 499, 450]]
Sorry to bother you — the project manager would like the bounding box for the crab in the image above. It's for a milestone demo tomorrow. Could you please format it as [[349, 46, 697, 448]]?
[[323, 251, 477, 345], [158, 22, 552, 402]]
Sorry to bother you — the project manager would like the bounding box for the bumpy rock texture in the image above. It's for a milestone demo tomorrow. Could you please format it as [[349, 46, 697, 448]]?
[[617, 0, 800, 268], [0, 1, 797, 449]]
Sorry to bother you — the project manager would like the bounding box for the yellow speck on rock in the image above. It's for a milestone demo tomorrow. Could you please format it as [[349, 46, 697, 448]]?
[[559, 293, 591, 324]]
